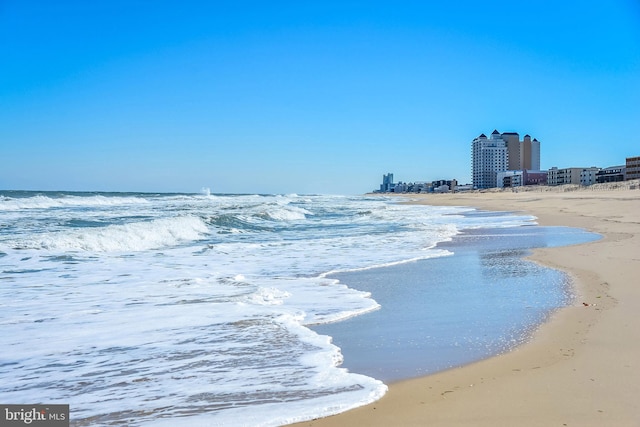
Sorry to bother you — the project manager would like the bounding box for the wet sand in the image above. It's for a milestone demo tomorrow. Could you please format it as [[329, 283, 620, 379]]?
[[292, 187, 640, 426]]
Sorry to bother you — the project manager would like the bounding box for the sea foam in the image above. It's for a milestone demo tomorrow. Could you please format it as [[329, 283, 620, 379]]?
[[7, 216, 209, 252], [0, 192, 537, 426]]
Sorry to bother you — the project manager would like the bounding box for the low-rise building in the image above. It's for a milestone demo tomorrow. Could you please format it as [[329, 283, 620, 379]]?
[[580, 167, 600, 186], [498, 170, 547, 188], [455, 184, 474, 192], [392, 182, 409, 193], [548, 167, 559, 186], [408, 182, 431, 193], [503, 174, 523, 188], [558, 167, 583, 185], [596, 165, 626, 183], [548, 167, 583, 185], [523, 170, 548, 186], [626, 156, 640, 181], [497, 170, 523, 188], [431, 179, 457, 192]]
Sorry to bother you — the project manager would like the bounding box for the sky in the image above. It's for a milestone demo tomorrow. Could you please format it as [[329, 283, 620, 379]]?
[[1, 1, 639, 194]]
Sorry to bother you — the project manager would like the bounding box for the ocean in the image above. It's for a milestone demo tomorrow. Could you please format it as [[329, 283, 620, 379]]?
[[0, 191, 597, 426]]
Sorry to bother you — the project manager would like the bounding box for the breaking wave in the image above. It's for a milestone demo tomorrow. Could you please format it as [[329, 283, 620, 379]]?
[[0, 194, 150, 211], [10, 216, 209, 252]]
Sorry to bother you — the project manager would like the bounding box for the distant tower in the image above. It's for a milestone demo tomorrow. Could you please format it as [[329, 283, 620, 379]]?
[[522, 134, 532, 170], [472, 130, 542, 189], [471, 131, 508, 189], [502, 132, 521, 171], [530, 138, 540, 170], [380, 173, 395, 192], [519, 134, 541, 170]]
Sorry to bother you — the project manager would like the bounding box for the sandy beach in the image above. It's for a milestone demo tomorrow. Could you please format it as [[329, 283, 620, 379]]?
[[293, 187, 640, 427]]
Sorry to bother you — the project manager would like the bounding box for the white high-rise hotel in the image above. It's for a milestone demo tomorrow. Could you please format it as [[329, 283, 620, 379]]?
[[472, 130, 541, 189]]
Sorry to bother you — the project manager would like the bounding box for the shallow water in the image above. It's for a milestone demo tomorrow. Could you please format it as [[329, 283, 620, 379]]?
[[313, 225, 600, 382]]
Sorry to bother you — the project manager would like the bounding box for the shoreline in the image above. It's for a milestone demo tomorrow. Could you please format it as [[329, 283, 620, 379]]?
[[313, 222, 594, 384], [292, 189, 640, 426]]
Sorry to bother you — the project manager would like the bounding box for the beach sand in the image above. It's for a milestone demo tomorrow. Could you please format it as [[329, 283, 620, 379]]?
[[292, 188, 640, 427]]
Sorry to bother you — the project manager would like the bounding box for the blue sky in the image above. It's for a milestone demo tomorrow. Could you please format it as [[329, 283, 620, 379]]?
[[2, 1, 639, 194]]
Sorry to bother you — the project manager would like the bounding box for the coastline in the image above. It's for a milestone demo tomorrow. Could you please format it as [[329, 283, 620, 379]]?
[[292, 188, 640, 426]]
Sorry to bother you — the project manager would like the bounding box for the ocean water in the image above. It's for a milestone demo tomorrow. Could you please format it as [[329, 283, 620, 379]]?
[[0, 191, 594, 426], [314, 226, 599, 382]]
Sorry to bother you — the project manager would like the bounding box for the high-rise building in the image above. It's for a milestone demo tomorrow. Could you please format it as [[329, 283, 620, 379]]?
[[529, 137, 541, 170], [504, 132, 540, 170], [380, 173, 395, 192], [471, 130, 542, 189], [502, 132, 521, 171], [471, 130, 508, 189]]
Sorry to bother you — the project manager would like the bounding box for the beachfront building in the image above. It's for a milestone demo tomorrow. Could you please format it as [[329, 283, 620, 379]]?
[[498, 170, 547, 188], [559, 168, 583, 185], [548, 167, 583, 186], [501, 132, 520, 171], [456, 184, 474, 192], [547, 167, 559, 186], [529, 137, 541, 171], [580, 167, 601, 186], [626, 156, 640, 181], [379, 173, 395, 192], [393, 182, 409, 193], [497, 170, 522, 188], [523, 170, 547, 186], [412, 182, 431, 193], [471, 130, 508, 189], [431, 179, 457, 192], [472, 130, 541, 189], [502, 133, 541, 171], [596, 165, 626, 183], [375, 177, 459, 193]]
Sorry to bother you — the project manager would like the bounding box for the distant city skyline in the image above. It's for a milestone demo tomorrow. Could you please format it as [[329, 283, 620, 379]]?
[[2, 1, 639, 194], [379, 127, 637, 191]]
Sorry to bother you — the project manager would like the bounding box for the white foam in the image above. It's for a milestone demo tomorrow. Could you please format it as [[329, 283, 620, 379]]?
[[0, 194, 149, 210], [261, 205, 312, 221], [11, 216, 209, 252], [243, 287, 291, 305], [0, 192, 539, 426]]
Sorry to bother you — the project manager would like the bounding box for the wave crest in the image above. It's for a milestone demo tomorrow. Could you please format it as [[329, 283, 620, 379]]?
[[0, 194, 149, 211], [12, 216, 209, 252]]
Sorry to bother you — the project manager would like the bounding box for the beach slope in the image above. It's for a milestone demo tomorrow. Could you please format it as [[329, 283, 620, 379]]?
[[293, 188, 640, 427]]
